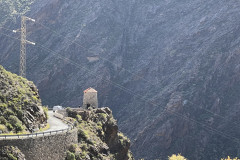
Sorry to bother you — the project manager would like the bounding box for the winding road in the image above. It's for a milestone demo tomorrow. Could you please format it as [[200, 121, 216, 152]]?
[[45, 111, 68, 132], [0, 110, 70, 139]]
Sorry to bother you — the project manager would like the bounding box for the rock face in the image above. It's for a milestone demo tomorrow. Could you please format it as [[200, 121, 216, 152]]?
[[0, 146, 25, 160], [66, 107, 134, 160], [0, 65, 47, 133], [1, 0, 240, 159]]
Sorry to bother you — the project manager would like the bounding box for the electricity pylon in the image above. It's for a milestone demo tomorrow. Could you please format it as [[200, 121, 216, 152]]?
[[13, 16, 35, 78]]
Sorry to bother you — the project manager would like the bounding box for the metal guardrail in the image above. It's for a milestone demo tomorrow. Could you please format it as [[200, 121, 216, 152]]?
[[0, 127, 73, 139], [0, 110, 75, 140]]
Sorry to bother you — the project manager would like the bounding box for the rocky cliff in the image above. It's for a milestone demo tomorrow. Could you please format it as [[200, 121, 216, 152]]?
[[1, 0, 240, 159], [66, 107, 134, 160], [0, 65, 47, 133]]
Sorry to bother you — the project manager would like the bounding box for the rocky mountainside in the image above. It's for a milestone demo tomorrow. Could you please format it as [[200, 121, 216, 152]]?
[[0, 65, 47, 133], [1, 0, 240, 159], [0, 0, 35, 26], [66, 107, 134, 160], [0, 146, 25, 160]]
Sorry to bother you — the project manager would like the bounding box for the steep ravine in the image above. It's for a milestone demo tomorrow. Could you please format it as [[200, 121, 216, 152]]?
[[1, 0, 240, 159]]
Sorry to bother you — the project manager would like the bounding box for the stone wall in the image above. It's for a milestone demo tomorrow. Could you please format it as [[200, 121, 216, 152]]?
[[0, 129, 78, 160]]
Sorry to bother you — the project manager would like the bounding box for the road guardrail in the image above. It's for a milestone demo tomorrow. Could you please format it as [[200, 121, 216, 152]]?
[[0, 126, 73, 139], [0, 110, 75, 139]]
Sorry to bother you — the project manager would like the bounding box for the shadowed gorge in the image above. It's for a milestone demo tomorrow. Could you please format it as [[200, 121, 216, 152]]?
[[0, 0, 240, 159]]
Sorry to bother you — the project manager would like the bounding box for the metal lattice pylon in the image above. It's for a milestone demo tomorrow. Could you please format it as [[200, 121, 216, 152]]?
[[13, 16, 35, 78], [20, 16, 27, 78]]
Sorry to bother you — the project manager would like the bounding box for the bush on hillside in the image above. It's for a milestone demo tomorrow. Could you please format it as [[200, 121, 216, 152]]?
[[42, 106, 49, 119], [8, 115, 24, 133], [169, 154, 187, 160], [0, 124, 7, 132], [0, 116, 7, 125], [66, 151, 76, 160], [0, 65, 47, 134]]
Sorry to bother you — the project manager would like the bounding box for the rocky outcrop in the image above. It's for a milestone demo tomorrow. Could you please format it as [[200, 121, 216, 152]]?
[[66, 107, 134, 160], [0, 65, 47, 133]]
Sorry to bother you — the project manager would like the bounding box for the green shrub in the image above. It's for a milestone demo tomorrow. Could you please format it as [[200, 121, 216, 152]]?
[[169, 154, 187, 160], [81, 144, 87, 151], [98, 113, 107, 121], [32, 96, 38, 102], [12, 106, 18, 112], [23, 99, 29, 105], [79, 151, 87, 159], [96, 125, 102, 130], [8, 115, 21, 127], [76, 115, 82, 123], [8, 115, 23, 132], [118, 132, 129, 146], [6, 123, 13, 130], [7, 101, 14, 108], [69, 144, 78, 153], [66, 151, 76, 160], [67, 108, 77, 118], [0, 103, 7, 110], [3, 109, 14, 117], [75, 154, 81, 160], [7, 153, 17, 160], [0, 124, 7, 132], [16, 110, 24, 121], [42, 106, 49, 119], [15, 123, 24, 133], [66, 107, 72, 115], [78, 129, 88, 140], [0, 116, 7, 125]]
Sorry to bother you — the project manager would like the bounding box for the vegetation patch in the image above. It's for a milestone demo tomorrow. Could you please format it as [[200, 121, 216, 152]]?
[[0, 65, 47, 134], [38, 123, 50, 132], [169, 154, 187, 160], [65, 107, 134, 160]]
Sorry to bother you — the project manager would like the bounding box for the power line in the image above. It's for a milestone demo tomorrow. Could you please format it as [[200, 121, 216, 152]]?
[[31, 22, 240, 130], [29, 38, 240, 145], [187, 100, 240, 130], [0, 24, 177, 101], [0, 30, 239, 145], [34, 21, 175, 87], [32, 8, 240, 140], [34, 40, 240, 145], [0, 0, 238, 146], [33, 20, 182, 107]]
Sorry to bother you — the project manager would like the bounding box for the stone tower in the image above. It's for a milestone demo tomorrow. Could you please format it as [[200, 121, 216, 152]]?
[[82, 88, 98, 109]]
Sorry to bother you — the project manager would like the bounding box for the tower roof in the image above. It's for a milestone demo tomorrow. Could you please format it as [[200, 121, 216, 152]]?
[[84, 87, 97, 93]]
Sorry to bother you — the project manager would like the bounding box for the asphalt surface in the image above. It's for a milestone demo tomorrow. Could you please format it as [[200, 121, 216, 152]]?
[[0, 111, 69, 139], [44, 111, 68, 132]]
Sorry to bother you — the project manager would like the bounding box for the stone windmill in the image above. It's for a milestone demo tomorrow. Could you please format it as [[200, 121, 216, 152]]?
[[82, 88, 98, 109]]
